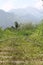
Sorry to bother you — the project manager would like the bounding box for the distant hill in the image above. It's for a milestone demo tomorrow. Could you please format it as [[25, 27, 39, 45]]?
[[0, 10, 19, 28], [0, 7, 43, 28], [10, 7, 43, 23]]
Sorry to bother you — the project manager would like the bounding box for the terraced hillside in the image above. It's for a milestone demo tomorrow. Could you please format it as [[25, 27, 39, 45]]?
[[0, 21, 43, 65]]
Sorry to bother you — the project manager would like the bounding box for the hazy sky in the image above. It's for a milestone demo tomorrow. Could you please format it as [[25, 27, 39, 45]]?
[[0, 0, 43, 11]]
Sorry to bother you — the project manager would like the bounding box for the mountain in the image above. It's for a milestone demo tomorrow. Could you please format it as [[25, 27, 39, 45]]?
[[10, 7, 43, 23], [0, 10, 19, 28], [0, 7, 43, 28]]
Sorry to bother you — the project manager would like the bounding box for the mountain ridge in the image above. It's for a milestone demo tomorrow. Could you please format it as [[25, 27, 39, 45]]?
[[0, 7, 43, 28]]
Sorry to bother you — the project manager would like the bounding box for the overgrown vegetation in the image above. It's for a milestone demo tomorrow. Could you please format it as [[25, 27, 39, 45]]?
[[0, 20, 43, 65]]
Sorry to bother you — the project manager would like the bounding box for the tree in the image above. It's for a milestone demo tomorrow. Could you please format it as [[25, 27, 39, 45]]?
[[14, 21, 19, 29]]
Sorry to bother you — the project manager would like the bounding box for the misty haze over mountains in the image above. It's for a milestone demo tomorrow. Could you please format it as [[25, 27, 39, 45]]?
[[0, 7, 43, 28]]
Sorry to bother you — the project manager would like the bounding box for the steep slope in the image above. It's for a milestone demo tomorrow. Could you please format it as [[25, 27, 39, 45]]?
[[0, 22, 43, 65], [30, 21, 43, 44]]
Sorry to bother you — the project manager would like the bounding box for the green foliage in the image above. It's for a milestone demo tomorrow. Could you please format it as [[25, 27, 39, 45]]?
[[30, 21, 43, 42], [0, 21, 43, 65]]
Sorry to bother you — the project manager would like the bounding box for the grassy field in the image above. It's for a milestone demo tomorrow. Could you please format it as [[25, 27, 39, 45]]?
[[0, 21, 43, 65]]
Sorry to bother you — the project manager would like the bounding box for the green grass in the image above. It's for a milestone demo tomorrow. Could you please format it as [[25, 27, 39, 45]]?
[[0, 21, 43, 65]]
